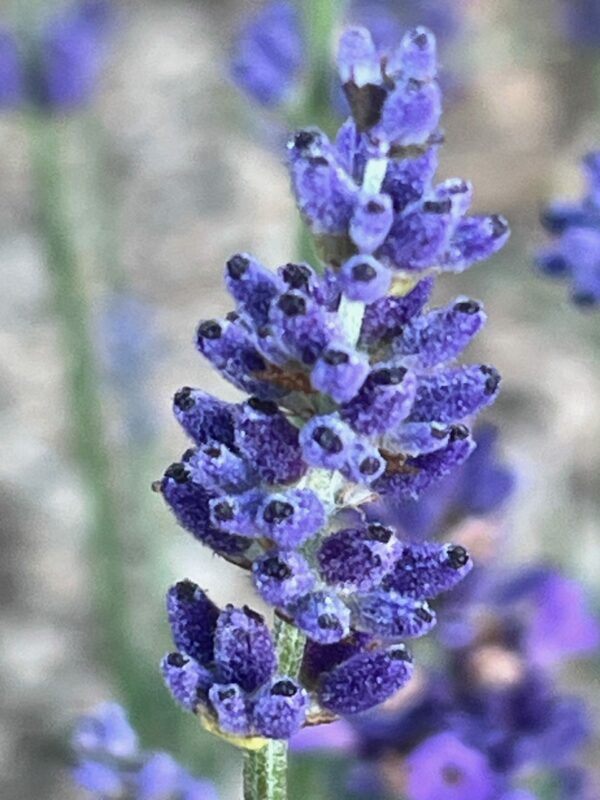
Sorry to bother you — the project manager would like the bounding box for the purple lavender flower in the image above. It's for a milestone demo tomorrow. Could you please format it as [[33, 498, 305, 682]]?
[[72, 703, 219, 799], [161, 581, 308, 740], [406, 732, 498, 800], [0, 1, 113, 113], [158, 26, 508, 737], [537, 151, 600, 306], [38, 0, 113, 110]]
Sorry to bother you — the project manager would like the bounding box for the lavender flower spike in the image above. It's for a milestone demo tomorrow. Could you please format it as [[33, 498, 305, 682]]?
[[158, 23, 508, 741]]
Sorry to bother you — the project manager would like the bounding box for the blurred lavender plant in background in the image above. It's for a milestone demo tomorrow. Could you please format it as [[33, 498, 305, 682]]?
[[0, 0, 113, 112], [536, 151, 600, 307], [72, 703, 219, 800], [293, 436, 599, 800]]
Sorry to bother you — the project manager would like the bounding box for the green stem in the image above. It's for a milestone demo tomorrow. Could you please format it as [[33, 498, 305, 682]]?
[[300, 0, 344, 132], [243, 618, 305, 800], [27, 111, 138, 706], [243, 742, 288, 800]]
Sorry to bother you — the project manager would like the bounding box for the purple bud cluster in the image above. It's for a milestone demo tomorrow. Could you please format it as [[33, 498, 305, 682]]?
[[0, 0, 113, 112], [72, 703, 218, 799], [161, 580, 308, 740], [159, 26, 508, 739], [537, 151, 600, 306]]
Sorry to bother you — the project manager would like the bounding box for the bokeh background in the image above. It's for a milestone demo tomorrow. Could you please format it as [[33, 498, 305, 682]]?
[[1, 0, 600, 798]]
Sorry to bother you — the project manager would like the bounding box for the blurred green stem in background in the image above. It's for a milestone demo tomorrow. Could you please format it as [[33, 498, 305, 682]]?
[[27, 111, 136, 697], [26, 111, 190, 751]]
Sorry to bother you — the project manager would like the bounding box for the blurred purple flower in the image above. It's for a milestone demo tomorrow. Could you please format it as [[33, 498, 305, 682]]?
[[73, 760, 124, 796], [526, 573, 600, 665], [406, 732, 498, 800], [0, 28, 23, 107], [290, 718, 358, 752], [230, 1, 303, 108], [38, 0, 113, 110], [537, 151, 600, 306], [72, 703, 219, 799], [72, 701, 139, 759], [0, 1, 113, 113]]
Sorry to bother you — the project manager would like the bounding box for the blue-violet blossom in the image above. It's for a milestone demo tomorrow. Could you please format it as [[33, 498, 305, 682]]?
[[158, 25, 509, 742]]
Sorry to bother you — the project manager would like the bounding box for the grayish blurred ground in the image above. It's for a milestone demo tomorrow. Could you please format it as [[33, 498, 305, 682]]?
[[1, 1, 600, 798]]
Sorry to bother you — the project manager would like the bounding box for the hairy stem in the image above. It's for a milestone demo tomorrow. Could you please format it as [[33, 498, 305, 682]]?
[[243, 741, 288, 800]]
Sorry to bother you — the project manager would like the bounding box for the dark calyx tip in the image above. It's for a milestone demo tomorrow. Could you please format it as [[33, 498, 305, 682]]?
[[174, 579, 199, 601], [423, 198, 452, 214], [282, 262, 312, 288], [491, 215, 509, 237], [449, 424, 469, 442], [213, 501, 234, 522], [412, 30, 429, 49], [312, 426, 343, 453], [261, 557, 292, 581], [278, 293, 307, 317], [446, 545, 469, 569], [366, 200, 385, 214], [218, 687, 236, 701], [323, 349, 350, 366], [453, 299, 480, 315], [360, 456, 381, 475], [226, 254, 250, 279], [389, 644, 412, 662], [415, 606, 434, 623], [197, 320, 222, 340], [352, 262, 377, 282], [263, 500, 295, 524], [166, 652, 188, 668], [271, 679, 297, 697], [480, 365, 501, 395], [366, 523, 393, 543], [164, 462, 189, 484], [174, 386, 195, 411], [318, 613, 341, 630], [248, 396, 279, 415], [371, 366, 407, 386], [293, 130, 317, 150]]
